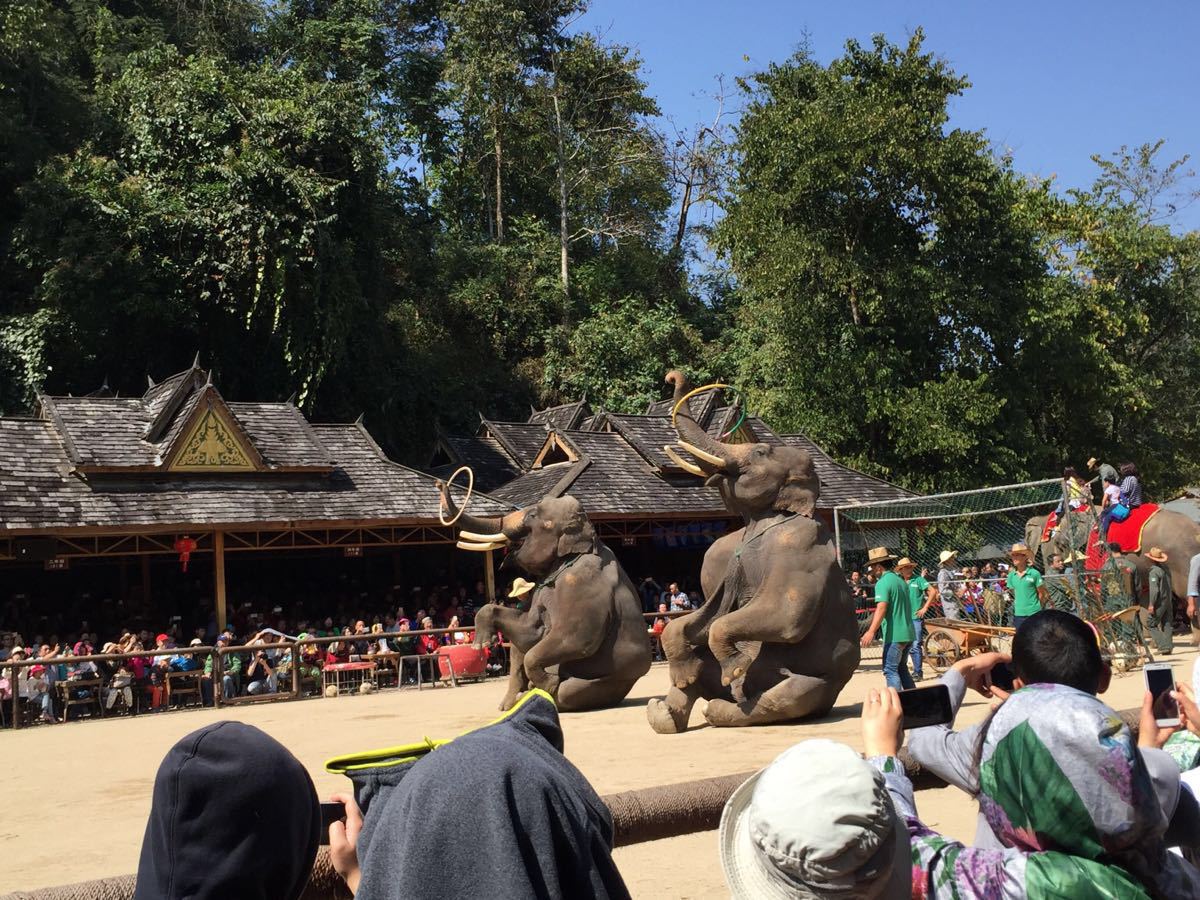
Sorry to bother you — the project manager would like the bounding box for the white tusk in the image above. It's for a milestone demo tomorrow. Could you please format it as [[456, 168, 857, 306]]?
[[678, 440, 727, 469], [456, 540, 507, 552], [663, 445, 705, 477], [458, 530, 510, 543]]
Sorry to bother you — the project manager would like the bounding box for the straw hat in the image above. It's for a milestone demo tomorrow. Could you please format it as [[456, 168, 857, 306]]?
[[10, 645, 27, 657], [863, 547, 896, 569], [1009, 543, 1032, 559], [508, 578, 536, 599], [1087, 457, 1098, 469], [938, 550, 958, 565], [895, 557, 917, 572], [1146, 547, 1169, 564], [719, 739, 910, 898]]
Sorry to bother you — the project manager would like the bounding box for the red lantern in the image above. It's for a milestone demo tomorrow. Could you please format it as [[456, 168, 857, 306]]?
[[174, 535, 197, 572]]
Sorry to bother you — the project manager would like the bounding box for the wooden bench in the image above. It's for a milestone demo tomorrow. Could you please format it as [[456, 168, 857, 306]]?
[[57, 678, 103, 721], [165, 671, 203, 709]]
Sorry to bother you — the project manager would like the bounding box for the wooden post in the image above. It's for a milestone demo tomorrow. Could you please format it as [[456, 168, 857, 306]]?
[[214, 530, 227, 631], [484, 549, 496, 602]]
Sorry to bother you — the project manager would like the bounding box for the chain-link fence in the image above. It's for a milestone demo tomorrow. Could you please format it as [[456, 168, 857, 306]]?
[[835, 477, 1153, 672]]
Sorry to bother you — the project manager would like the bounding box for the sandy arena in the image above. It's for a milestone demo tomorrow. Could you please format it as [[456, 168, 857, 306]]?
[[2, 647, 1192, 897]]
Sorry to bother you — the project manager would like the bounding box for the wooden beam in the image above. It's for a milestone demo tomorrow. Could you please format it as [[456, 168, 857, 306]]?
[[484, 549, 496, 603], [214, 530, 227, 631]]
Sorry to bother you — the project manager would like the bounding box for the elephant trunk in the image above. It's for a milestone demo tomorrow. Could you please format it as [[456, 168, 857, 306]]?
[[439, 482, 525, 550], [665, 370, 748, 475]]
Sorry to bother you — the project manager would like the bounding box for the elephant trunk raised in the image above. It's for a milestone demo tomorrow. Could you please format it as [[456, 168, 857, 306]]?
[[664, 370, 750, 479], [437, 481, 524, 550]]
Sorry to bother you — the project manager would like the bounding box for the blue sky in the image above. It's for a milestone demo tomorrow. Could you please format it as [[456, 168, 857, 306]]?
[[577, 0, 1200, 231]]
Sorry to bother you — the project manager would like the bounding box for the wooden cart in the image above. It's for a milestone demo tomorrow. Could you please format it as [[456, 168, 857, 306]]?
[[921, 619, 1015, 674]]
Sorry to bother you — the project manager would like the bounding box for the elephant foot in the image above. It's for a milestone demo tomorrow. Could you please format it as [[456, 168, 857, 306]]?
[[647, 697, 691, 734], [669, 653, 704, 689], [703, 698, 752, 727], [719, 649, 753, 687]]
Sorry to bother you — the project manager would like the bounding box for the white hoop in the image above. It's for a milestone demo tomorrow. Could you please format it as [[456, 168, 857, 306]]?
[[438, 466, 475, 526]]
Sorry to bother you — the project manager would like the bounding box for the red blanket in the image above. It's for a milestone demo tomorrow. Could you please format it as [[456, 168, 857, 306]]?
[[1040, 511, 1059, 543], [1085, 503, 1160, 570]]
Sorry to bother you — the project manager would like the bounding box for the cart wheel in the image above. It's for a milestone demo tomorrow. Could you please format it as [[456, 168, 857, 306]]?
[[924, 630, 961, 673]]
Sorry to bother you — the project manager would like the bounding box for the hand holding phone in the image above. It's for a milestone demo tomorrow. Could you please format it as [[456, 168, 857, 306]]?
[[898, 684, 954, 730], [1144, 663, 1179, 727], [319, 801, 346, 845]]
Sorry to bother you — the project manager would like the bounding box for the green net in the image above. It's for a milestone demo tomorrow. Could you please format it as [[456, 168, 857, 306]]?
[[836, 478, 1153, 673]]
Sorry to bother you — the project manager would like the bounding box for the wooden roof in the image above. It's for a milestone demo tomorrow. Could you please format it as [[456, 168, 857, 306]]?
[[1, 368, 511, 535], [431, 394, 916, 516]]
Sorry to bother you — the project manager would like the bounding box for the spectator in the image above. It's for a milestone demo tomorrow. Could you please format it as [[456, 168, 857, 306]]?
[[1189, 551, 1200, 645], [898, 557, 934, 682], [202, 637, 241, 704], [639, 577, 663, 614], [859, 547, 915, 691], [133, 721, 321, 900], [651, 604, 669, 661], [245, 650, 276, 695], [325, 690, 628, 899], [417, 618, 439, 656], [718, 739, 909, 898], [667, 583, 691, 612], [937, 550, 960, 620], [862, 680, 1200, 897], [1005, 543, 1046, 630]]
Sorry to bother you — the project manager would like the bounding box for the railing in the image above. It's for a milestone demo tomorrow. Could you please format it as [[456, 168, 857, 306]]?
[[0, 625, 486, 730]]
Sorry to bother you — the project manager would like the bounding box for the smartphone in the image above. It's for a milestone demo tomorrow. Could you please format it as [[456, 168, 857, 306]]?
[[989, 661, 1015, 692], [898, 684, 954, 729], [319, 801, 346, 844], [1145, 663, 1179, 727]]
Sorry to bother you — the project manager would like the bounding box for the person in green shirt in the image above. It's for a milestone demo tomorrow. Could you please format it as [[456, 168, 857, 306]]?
[[859, 547, 915, 690], [201, 636, 242, 702], [898, 557, 935, 681], [1006, 543, 1047, 630]]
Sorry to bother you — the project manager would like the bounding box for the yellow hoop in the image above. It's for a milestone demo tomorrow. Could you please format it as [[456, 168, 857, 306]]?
[[671, 382, 729, 427], [438, 466, 475, 527]]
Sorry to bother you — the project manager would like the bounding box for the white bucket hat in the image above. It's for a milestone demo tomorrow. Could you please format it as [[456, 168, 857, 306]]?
[[719, 739, 910, 899]]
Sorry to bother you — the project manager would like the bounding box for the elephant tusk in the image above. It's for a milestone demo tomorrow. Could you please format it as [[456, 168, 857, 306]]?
[[455, 540, 507, 552], [458, 530, 510, 543], [663, 445, 705, 477], [677, 440, 728, 469]]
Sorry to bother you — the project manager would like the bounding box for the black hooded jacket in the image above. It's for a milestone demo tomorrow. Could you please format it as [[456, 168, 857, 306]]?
[[133, 720, 321, 900], [326, 689, 630, 900]]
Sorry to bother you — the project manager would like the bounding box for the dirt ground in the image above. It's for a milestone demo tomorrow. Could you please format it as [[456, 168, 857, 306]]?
[[2, 644, 1193, 897]]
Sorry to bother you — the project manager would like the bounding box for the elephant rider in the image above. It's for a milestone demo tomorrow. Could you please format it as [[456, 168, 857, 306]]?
[[1189, 552, 1200, 647], [860, 547, 916, 691], [1088, 456, 1119, 487], [1143, 547, 1174, 655], [1006, 544, 1047, 631], [937, 550, 960, 620], [897, 558, 935, 682]]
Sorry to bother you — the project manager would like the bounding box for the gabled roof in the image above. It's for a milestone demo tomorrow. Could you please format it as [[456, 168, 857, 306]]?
[[480, 421, 551, 469], [431, 431, 523, 492], [645, 389, 718, 426], [528, 399, 591, 431], [0, 417, 513, 534], [35, 366, 333, 474]]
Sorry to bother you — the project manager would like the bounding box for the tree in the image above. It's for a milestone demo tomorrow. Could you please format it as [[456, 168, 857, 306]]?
[[714, 32, 1051, 490]]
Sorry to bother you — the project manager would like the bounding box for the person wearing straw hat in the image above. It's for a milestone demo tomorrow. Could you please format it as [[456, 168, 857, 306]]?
[[718, 738, 911, 899], [936, 550, 960, 620], [508, 578, 535, 608], [897, 558, 935, 682], [860, 548, 915, 690], [1005, 543, 1046, 631], [1144, 547, 1174, 655]]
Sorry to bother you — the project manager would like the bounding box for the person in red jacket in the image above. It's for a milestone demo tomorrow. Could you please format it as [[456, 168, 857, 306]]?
[[417, 617, 440, 656]]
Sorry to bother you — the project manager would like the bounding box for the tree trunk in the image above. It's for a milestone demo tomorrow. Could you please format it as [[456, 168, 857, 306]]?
[[672, 178, 694, 255], [552, 89, 570, 301], [493, 103, 504, 243]]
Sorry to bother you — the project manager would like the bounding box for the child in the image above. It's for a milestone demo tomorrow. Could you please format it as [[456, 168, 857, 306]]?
[[1099, 474, 1121, 539]]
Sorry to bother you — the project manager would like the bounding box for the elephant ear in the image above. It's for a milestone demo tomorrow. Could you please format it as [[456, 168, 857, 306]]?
[[776, 471, 820, 517], [557, 505, 596, 557]]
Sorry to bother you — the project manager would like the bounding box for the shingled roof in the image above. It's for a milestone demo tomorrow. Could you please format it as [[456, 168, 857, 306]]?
[[1, 368, 511, 535], [429, 393, 915, 516]]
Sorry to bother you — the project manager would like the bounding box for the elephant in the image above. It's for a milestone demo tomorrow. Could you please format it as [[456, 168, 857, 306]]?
[[437, 484, 652, 712], [646, 371, 860, 733], [1026, 508, 1200, 610]]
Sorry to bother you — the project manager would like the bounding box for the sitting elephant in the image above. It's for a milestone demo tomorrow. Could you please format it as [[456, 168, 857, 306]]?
[[438, 484, 652, 712], [647, 371, 860, 732]]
